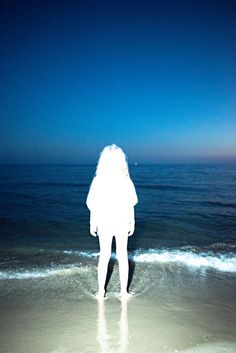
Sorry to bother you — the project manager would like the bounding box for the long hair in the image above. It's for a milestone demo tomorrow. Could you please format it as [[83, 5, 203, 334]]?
[[95, 144, 129, 177]]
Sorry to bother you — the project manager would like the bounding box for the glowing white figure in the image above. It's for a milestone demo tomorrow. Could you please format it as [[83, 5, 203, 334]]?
[[86, 144, 138, 299]]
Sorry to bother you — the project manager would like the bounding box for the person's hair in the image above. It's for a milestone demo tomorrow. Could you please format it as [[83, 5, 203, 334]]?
[[95, 144, 129, 177]]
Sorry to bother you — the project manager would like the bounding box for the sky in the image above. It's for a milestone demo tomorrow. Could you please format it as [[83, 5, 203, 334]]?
[[0, 0, 236, 164]]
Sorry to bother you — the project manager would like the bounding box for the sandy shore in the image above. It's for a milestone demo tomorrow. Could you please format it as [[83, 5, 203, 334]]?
[[0, 261, 236, 353]]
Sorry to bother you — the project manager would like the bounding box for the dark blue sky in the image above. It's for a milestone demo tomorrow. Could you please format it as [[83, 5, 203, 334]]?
[[1, 0, 236, 164]]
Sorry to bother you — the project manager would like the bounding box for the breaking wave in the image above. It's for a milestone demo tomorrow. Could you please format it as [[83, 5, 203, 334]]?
[[0, 243, 235, 280], [132, 248, 236, 273], [0, 264, 89, 280]]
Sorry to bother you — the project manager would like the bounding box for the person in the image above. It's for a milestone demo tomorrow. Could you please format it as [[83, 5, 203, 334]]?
[[86, 144, 138, 299]]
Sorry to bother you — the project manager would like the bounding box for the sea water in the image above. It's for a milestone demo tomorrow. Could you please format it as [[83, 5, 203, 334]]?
[[0, 164, 236, 280], [1, 164, 236, 353]]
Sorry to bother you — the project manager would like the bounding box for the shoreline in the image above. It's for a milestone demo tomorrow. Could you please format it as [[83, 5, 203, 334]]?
[[1, 262, 236, 353]]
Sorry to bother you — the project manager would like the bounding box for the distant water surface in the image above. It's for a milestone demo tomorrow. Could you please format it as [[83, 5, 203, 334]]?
[[0, 164, 236, 279]]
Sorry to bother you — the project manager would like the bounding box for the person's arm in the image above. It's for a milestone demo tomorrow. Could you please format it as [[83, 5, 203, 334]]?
[[128, 178, 138, 206], [86, 177, 97, 211], [127, 178, 138, 236], [90, 211, 98, 237], [128, 208, 135, 236], [86, 177, 99, 236]]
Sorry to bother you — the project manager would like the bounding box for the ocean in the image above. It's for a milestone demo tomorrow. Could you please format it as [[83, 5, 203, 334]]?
[[1, 164, 236, 353], [0, 164, 235, 278]]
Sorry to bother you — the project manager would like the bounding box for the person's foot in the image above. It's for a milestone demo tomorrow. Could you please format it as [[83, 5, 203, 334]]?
[[120, 291, 132, 301], [96, 290, 106, 300]]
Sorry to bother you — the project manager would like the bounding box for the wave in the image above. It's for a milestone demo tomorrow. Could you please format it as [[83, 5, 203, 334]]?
[[136, 184, 193, 191], [0, 191, 35, 200], [1, 245, 235, 280], [0, 264, 89, 280], [29, 182, 90, 188], [62, 246, 236, 273], [133, 249, 236, 273], [62, 250, 99, 257], [202, 201, 236, 209]]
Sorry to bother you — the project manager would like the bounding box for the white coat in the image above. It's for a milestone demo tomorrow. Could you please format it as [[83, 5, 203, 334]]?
[[86, 175, 138, 235]]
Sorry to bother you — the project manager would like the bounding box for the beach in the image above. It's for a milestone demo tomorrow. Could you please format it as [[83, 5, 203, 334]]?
[[0, 164, 236, 352], [2, 0, 236, 349], [1, 256, 236, 353]]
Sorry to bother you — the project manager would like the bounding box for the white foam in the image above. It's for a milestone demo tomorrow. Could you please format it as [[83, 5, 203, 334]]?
[[1, 248, 235, 280], [133, 249, 236, 272], [62, 250, 99, 258], [60, 248, 236, 273], [0, 264, 87, 280]]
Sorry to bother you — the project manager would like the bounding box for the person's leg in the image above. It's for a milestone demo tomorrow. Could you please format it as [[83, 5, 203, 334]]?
[[97, 234, 113, 298], [115, 234, 129, 296]]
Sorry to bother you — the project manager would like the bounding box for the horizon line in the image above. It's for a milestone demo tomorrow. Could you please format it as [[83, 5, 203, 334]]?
[[1, 160, 236, 167]]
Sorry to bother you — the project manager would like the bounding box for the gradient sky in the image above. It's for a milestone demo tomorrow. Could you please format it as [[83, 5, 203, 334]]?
[[1, 0, 236, 164]]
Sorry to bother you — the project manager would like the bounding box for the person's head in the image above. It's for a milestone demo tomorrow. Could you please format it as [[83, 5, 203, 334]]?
[[95, 144, 129, 177]]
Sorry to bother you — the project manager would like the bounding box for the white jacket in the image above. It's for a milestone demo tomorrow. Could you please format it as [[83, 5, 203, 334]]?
[[86, 175, 138, 232]]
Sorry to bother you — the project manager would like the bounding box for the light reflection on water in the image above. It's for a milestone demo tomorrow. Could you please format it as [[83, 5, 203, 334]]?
[[97, 299, 129, 353]]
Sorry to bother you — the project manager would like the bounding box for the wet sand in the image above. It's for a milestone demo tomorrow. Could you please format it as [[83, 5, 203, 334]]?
[[0, 262, 236, 353]]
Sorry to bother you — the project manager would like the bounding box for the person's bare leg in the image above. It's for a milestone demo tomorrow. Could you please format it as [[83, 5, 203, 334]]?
[[115, 234, 130, 297], [97, 234, 113, 298]]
